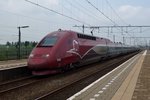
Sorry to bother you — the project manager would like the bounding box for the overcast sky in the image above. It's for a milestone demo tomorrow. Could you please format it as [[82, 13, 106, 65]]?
[[0, 0, 150, 45]]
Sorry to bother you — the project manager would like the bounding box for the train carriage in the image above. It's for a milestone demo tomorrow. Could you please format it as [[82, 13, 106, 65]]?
[[28, 29, 138, 75]]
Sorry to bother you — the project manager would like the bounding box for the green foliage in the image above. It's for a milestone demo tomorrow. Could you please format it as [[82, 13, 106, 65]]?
[[0, 41, 38, 61]]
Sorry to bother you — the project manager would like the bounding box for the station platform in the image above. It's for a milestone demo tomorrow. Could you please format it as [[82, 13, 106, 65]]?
[[68, 50, 149, 100], [0, 59, 27, 70]]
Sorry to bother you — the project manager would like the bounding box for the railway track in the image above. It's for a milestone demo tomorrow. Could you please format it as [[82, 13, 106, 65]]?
[[0, 52, 139, 100], [35, 52, 139, 100], [0, 76, 37, 93]]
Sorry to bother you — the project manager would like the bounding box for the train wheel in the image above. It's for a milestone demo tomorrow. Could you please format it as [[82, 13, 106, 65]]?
[[61, 64, 73, 72], [70, 63, 74, 69]]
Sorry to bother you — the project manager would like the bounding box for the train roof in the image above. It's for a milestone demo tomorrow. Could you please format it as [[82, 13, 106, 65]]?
[[48, 29, 110, 40], [46, 29, 134, 46], [43, 29, 135, 48]]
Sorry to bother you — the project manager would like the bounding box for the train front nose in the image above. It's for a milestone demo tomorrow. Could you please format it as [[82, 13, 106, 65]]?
[[28, 53, 51, 70], [27, 35, 59, 75], [28, 53, 50, 69], [27, 47, 54, 69]]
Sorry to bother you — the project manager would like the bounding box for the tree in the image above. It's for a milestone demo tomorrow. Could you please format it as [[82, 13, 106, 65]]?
[[25, 41, 30, 47], [6, 41, 11, 46], [32, 41, 37, 47], [11, 42, 14, 46], [25, 41, 30, 56], [15, 42, 18, 49]]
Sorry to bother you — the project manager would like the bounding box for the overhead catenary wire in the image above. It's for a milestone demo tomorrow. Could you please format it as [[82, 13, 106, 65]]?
[[105, 0, 128, 25], [59, 1, 82, 22], [0, 9, 63, 26], [86, 0, 118, 26], [74, 0, 106, 21], [77, 0, 109, 22], [85, 0, 134, 38], [65, 0, 103, 23], [104, 0, 138, 37], [25, 0, 90, 26]]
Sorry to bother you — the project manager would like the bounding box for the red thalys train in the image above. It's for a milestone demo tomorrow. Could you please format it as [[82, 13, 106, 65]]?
[[27, 30, 138, 75]]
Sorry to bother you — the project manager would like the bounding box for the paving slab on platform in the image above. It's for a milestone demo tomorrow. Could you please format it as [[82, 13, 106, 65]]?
[[111, 50, 146, 100], [68, 52, 142, 100], [67, 50, 150, 100], [132, 50, 150, 100], [0, 59, 27, 70], [111, 50, 150, 100]]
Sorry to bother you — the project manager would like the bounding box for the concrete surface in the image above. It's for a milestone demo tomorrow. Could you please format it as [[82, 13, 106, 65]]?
[[68, 52, 142, 100]]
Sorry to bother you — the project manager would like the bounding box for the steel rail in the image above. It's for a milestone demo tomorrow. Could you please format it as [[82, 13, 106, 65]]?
[[35, 52, 138, 100]]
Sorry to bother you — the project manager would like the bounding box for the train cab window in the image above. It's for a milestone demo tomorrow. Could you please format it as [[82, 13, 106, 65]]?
[[38, 37, 58, 47]]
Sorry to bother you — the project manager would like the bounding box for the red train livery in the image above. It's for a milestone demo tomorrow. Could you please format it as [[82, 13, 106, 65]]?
[[27, 30, 137, 75]]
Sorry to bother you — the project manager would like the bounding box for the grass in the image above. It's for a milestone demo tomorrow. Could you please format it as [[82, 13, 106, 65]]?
[[0, 45, 34, 61]]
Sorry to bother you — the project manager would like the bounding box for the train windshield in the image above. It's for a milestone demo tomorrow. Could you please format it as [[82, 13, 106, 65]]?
[[38, 37, 58, 47]]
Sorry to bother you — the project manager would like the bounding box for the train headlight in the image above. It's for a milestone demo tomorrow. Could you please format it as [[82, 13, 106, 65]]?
[[45, 54, 49, 57], [42, 54, 49, 58], [29, 54, 34, 58]]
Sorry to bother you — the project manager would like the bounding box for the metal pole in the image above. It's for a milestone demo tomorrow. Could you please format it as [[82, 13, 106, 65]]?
[[130, 37, 131, 45], [82, 24, 84, 34], [113, 35, 115, 42], [123, 36, 124, 44], [149, 40, 150, 50], [17, 26, 29, 59], [18, 27, 21, 59], [107, 27, 109, 38]]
